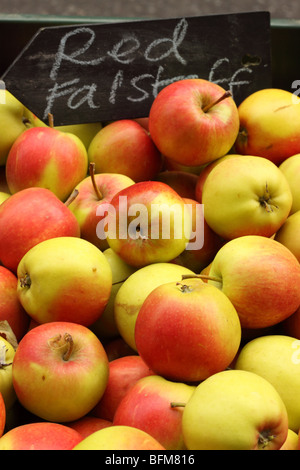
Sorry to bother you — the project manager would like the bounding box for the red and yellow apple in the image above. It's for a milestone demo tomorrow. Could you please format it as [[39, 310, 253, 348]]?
[[67, 416, 112, 440], [12, 321, 109, 422]]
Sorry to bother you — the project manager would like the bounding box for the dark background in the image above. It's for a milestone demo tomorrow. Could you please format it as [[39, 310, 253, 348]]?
[[0, 0, 300, 20]]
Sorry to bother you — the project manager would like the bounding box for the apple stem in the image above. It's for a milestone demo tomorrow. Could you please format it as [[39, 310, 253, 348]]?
[[202, 90, 232, 113], [48, 113, 54, 128], [89, 162, 103, 200], [64, 188, 79, 207], [170, 402, 186, 408], [181, 274, 222, 284], [48, 333, 74, 361]]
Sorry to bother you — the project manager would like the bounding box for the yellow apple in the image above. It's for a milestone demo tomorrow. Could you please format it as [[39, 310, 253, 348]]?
[[280, 429, 299, 450], [0, 192, 10, 205], [181, 369, 288, 450], [55, 122, 103, 149], [235, 335, 300, 432], [279, 153, 300, 214], [275, 210, 300, 262], [0, 336, 16, 410], [114, 262, 195, 351]]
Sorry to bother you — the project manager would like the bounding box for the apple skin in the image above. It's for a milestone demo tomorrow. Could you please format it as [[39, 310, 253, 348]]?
[[235, 334, 300, 433], [148, 78, 240, 167], [181, 369, 289, 450], [5, 126, 88, 202], [72, 425, 165, 450], [68, 171, 135, 252], [234, 88, 300, 166], [0, 422, 83, 450], [207, 235, 300, 329], [0, 393, 5, 438], [0, 336, 16, 410], [88, 119, 162, 182], [16, 237, 112, 327], [92, 355, 154, 422], [67, 416, 112, 440], [106, 180, 192, 268], [0, 187, 81, 273], [12, 321, 109, 423], [113, 375, 196, 450], [0, 192, 10, 205], [114, 262, 195, 351], [280, 429, 299, 450], [135, 278, 241, 382], [55, 121, 103, 149], [275, 210, 300, 263], [279, 154, 300, 214], [201, 155, 293, 241], [155, 170, 198, 199], [171, 197, 224, 273], [0, 266, 30, 341]]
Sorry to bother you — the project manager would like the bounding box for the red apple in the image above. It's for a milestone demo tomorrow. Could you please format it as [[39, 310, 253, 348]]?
[[106, 181, 192, 267], [68, 163, 135, 251], [171, 197, 224, 273], [5, 126, 88, 202], [0, 187, 80, 273], [206, 235, 300, 329], [88, 119, 162, 182], [12, 321, 109, 422], [0, 393, 5, 438], [155, 170, 198, 199], [148, 78, 240, 167], [92, 355, 154, 421], [0, 266, 30, 341], [113, 375, 196, 450], [0, 422, 82, 450], [135, 278, 241, 382], [67, 416, 112, 440]]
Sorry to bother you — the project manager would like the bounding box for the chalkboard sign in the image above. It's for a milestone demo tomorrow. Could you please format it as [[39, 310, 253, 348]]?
[[1, 12, 272, 126]]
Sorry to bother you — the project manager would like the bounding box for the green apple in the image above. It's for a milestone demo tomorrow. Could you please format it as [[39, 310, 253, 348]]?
[[275, 210, 300, 263], [181, 369, 289, 450], [235, 334, 300, 433], [90, 248, 136, 340], [113, 375, 196, 450], [202, 155, 293, 240], [279, 153, 300, 214], [0, 192, 10, 205], [0, 336, 16, 410], [72, 425, 165, 450], [114, 262, 195, 351], [55, 122, 103, 149], [17, 237, 112, 327]]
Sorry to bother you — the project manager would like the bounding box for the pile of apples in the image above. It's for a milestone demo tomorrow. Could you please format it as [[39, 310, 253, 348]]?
[[0, 77, 300, 451]]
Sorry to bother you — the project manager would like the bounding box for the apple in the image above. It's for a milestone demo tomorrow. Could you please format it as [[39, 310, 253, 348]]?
[[235, 334, 300, 432], [135, 278, 241, 382], [204, 235, 300, 329], [5, 126, 88, 202], [67, 416, 112, 440], [181, 369, 289, 450], [0, 192, 10, 205], [279, 154, 300, 214], [17, 236, 112, 327], [12, 321, 109, 422], [55, 121, 103, 149], [92, 355, 154, 422], [171, 197, 224, 273], [68, 162, 135, 252], [0, 187, 81, 273], [275, 210, 300, 262], [113, 375, 196, 450], [0, 422, 82, 450], [155, 170, 198, 199], [163, 156, 204, 174], [114, 262, 195, 351], [72, 425, 165, 450], [0, 266, 30, 341], [0, 335, 16, 410], [201, 155, 293, 240], [148, 78, 240, 167], [280, 429, 299, 450], [0, 90, 46, 166], [90, 248, 137, 340], [0, 393, 5, 438], [106, 180, 192, 268], [88, 119, 162, 182], [234, 88, 300, 166]]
